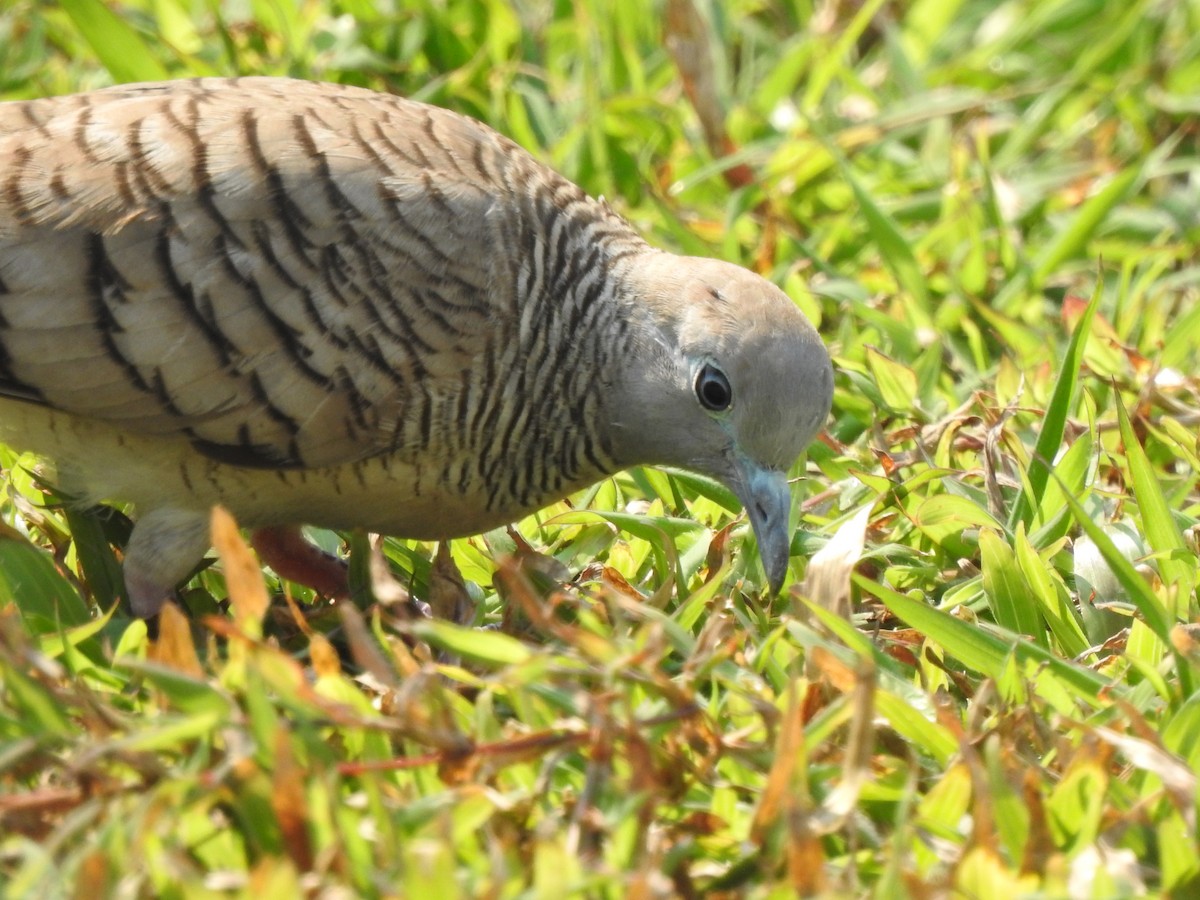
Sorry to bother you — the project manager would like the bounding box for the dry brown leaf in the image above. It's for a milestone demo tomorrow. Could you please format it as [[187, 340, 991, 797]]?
[[72, 850, 109, 900], [147, 601, 203, 677], [429, 541, 473, 625], [806, 645, 857, 693], [309, 632, 341, 679], [1092, 725, 1197, 825], [210, 506, 269, 636], [874, 447, 899, 475], [366, 532, 416, 610], [704, 521, 734, 584], [1170, 622, 1200, 657], [1020, 766, 1055, 876], [787, 816, 828, 897], [437, 746, 482, 786], [749, 681, 827, 894], [664, 0, 754, 190], [595, 565, 646, 603], [810, 656, 876, 834], [338, 603, 399, 688], [269, 726, 313, 872], [1, 785, 83, 841], [750, 682, 805, 837], [678, 810, 726, 836]]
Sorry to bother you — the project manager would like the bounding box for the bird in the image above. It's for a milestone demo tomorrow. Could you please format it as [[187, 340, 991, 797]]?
[[0, 77, 833, 619]]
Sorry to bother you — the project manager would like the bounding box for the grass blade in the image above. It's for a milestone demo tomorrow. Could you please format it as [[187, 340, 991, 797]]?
[[979, 528, 1044, 647], [854, 572, 1111, 703], [1056, 477, 1172, 643], [57, 0, 170, 82], [1010, 280, 1101, 530], [1115, 396, 1195, 617]]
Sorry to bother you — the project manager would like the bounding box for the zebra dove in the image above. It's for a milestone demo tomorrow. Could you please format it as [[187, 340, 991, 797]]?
[[0, 77, 833, 618]]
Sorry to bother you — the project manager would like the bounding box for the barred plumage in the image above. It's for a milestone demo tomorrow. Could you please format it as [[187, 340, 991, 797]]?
[[0, 77, 833, 617]]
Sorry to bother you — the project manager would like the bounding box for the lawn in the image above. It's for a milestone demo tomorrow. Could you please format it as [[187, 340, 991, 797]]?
[[1, 0, 1199, 896]]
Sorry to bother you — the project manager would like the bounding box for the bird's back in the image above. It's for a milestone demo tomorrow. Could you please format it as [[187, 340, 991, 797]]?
[[0, 77, 832, 613], [1, 79, 504, 468], [3, 78, 640, 481]]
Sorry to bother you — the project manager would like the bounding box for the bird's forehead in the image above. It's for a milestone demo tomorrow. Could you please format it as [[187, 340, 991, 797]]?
[[675, 264, 831, 467], [675, 269, 780, 345], [677, 265, 817, 364]]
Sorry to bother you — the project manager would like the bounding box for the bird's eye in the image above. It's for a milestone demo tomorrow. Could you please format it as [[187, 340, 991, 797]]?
[[694, 363, 733, 412]]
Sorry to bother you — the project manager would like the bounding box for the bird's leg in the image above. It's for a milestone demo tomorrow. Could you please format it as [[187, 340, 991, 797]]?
[[250, 526, 350, 599], [123, 507, 212, 619]]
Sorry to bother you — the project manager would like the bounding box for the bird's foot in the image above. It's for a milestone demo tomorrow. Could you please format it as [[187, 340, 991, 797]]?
[[251, 526, 350, 599]]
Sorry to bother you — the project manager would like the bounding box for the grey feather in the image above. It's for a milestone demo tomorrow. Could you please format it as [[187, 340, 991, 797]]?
[[0, 77, 833, 616]]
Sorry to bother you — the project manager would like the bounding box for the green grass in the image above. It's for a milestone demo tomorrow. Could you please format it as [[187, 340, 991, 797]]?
[[2, 0, 1200, 896]]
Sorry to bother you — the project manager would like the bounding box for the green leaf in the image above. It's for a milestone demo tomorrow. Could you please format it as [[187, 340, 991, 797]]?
[[1030, 165, 1143, 288], [1030, 423, 1094, 543], [407, 619, 532, 666], [0, 659, 74, 739], [37, 610, 112, 662], [980, 528, 1044, 647], [1056, 478, 1173, 643], [910, 494, 1001, 557], [57, 0, 170, 82], [0, 532, 90, 627], [112, 710, 225, 753], [119, 660, 234, 718], [834, 160, 932, 328], [854, 572, 1111, 703], [1013, 527, 1088, 658], [865, 346, 920, 414], [62, 505, 125, 612], [801, 0, 890, 113], [1010, 280, 1101, 529], [1116, 396, 1195, 616]]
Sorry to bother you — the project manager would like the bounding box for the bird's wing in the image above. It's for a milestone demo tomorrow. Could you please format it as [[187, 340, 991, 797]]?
[[0, 77, 521, 469]]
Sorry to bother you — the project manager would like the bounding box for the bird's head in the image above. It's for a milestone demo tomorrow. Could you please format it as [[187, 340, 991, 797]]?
[[611, 253, 833, 593]]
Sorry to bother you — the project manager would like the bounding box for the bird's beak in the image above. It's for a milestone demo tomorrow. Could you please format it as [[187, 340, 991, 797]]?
[[731, 463, 792, 594]]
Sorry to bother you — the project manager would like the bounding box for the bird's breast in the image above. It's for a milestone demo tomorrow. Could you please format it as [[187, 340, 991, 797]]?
[[0, 394, 613, 539]]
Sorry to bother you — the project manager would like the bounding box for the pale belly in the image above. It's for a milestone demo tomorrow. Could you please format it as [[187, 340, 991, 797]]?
[[0, 399, 554, 539]]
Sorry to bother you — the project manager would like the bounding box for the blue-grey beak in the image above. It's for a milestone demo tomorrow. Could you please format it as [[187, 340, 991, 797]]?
[[732, 465, 792, 594]]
